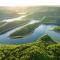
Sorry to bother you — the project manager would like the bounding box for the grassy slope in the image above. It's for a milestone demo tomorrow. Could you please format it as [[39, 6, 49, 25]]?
[[0, 19, 30, 35], [0, 34, 60, 60]]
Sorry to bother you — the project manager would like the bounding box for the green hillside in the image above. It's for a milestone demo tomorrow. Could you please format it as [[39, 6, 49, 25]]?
[[0, 34, 60, 60]]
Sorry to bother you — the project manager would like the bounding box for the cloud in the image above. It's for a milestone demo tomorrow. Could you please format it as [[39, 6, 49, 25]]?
[[0, 0, 60, 6]]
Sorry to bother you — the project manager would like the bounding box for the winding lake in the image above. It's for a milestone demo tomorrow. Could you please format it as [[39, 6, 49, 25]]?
[[0, 23, 60, 44], [0, 16, 60, 44]]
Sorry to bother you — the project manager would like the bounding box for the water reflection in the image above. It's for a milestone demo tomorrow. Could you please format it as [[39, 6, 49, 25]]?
[[0, 24, 57, 44]]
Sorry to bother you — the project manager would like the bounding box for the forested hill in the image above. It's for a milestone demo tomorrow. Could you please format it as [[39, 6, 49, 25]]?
[[0, 35, 60, 60]]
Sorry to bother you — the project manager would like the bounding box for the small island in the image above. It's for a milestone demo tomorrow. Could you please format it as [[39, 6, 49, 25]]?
[[53, 26, 60, 32], [10, 23, 40, 39]]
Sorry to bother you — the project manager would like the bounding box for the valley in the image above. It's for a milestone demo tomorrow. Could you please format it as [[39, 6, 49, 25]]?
[[0, 6, 60, 60]]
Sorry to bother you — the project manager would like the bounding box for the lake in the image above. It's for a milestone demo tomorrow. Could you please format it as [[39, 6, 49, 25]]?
[[0, 21, 60, 44]]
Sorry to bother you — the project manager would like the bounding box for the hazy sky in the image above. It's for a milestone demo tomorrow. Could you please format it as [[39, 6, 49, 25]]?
[[0, 0, 60, 6]]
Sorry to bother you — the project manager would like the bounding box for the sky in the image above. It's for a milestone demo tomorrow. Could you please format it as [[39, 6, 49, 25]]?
[[0, 0, 60, 6]]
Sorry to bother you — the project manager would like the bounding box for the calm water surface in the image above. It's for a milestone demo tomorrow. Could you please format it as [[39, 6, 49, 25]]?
[[0, 23, 60, 44]]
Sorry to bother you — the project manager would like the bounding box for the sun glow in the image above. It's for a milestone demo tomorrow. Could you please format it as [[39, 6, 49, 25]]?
[[0, 0, 60, 6], [0, 0, 34, 6]]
